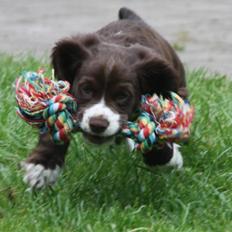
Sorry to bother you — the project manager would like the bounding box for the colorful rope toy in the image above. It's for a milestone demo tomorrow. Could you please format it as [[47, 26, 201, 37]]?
[[15, 70, 78, 142], [15, 70, 194, 152], [122, 93, 194, 152]]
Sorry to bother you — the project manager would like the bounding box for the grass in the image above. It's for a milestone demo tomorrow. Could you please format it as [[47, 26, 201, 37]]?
[[0, 54, 232, 232]]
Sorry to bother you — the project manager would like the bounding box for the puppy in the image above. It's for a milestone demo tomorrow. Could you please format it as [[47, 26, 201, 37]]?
[[21, 8, 188, 188]]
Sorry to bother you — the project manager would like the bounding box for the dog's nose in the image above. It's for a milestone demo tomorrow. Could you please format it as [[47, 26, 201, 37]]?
[[89, 116, 109, 134]]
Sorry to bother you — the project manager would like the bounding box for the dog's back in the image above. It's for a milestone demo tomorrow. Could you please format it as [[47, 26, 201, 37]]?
[[97, 7, 187, 98]]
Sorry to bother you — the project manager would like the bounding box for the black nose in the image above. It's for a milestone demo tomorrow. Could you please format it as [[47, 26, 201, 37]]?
[[89, 116, 109, 134]]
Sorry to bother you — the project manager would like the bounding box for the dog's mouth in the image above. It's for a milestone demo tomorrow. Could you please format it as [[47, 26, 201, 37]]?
[[82, 132, 114, 144]]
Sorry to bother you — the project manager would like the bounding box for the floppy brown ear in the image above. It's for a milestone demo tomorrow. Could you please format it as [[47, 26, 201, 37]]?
[[135, 56, 179, 97], [51, 38, 91, 84]]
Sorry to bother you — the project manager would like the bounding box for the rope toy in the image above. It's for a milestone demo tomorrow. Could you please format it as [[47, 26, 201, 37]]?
[[122, 93, 194, 152], [15, 70, 194, 152], [15, 70, 78, 142]]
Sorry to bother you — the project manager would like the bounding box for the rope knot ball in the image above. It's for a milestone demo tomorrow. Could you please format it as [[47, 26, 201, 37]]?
[[122, 93, 194, 152], [15, 70, 78, 142], [15, 70, 194, 152]]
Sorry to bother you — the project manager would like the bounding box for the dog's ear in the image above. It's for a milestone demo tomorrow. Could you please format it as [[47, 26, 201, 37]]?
[[51, 35, 99, 84], [135, 55, 179, 97]]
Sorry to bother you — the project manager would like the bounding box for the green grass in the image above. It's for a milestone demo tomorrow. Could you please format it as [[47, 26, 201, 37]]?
[[0, 54, 232, 232]]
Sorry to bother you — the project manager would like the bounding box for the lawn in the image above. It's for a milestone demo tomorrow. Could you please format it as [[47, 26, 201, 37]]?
[[0, 55, 231, 232]]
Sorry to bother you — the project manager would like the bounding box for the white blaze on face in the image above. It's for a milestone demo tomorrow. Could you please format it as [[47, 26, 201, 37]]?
[[80, 98, 120, 137]]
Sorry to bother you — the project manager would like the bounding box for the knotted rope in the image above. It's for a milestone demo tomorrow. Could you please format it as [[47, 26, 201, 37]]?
[[15, 70, 194, 152], [122, 93, 194, 152], [15, 70, 78, 142]]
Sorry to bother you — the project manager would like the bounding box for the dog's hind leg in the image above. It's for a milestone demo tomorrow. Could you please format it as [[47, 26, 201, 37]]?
[[118, 7, 143, 21]]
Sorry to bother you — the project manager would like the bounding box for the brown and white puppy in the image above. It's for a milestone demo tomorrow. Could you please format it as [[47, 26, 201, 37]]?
[[21, 8, 188, 188]]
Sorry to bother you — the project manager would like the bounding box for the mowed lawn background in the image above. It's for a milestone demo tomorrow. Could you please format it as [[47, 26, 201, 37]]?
[[0, 55, 231, 231]]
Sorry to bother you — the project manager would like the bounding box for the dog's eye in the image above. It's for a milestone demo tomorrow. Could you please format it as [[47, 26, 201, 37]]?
[[79, 84, 94, 98], [115, 92, 130, 105]]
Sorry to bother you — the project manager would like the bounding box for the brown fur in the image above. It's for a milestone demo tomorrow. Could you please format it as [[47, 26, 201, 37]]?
[[26, 8, 188, 169]]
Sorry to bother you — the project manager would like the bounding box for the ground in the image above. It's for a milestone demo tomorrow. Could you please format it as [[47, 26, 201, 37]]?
[[0, 55, 232, 232], [0, 0, 232, 77]]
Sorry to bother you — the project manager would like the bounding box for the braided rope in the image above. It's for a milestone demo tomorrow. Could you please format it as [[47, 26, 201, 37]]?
[[122, 93, 194, 152], [15, 70, 77, 142], [15, 70, 194, 151], [122, 112, 157, 152]]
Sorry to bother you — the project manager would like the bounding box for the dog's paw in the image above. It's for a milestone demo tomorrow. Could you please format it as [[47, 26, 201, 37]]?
[[126, 138, 135, 152], [166, 143, 183, 169], [20, 162, 61, 189]]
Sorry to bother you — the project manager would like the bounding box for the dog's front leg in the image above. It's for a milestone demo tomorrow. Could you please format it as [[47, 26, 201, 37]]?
[[21, 133, 70, 189], [142, 143, 183, 169]]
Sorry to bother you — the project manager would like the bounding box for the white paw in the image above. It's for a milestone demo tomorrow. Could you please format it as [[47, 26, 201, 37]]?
[[166, 143, 183, 169], [126, 138, 135, 152], [21, 162, 61, 189]]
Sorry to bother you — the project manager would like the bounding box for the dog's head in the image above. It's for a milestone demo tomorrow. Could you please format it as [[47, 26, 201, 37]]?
[[51, 34, 179, 144]]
